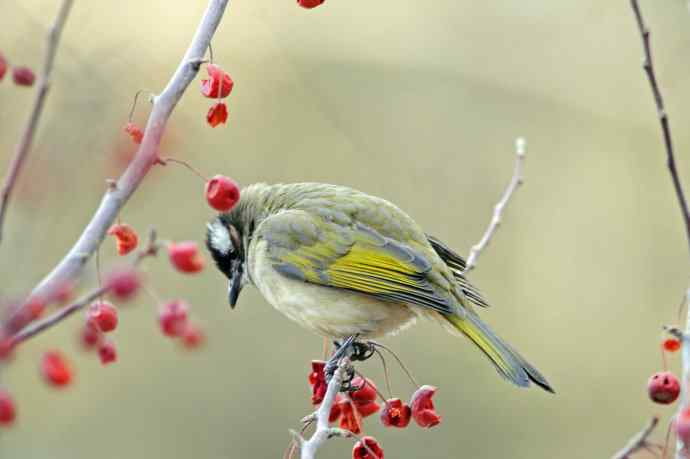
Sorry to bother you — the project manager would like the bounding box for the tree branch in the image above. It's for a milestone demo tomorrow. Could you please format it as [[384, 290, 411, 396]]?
[[630, 0, 690, 256], [0, 0, 74, 243], [25, 0, 229, 304], [611, 416, 659, 459], [463, 137, 526, 273], [299, 357, 350, 459], [10, 229, 159, 345], [629, 2, 690, 458]]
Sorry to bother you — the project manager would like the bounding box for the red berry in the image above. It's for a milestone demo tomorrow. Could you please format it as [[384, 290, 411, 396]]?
[[40, 351, 72, 387], [168, 242, 205, 273], [200, 64, 234, 98], [124, 122, 144, 144], [677, 408, 690, 448], [206, 102, 228, 127], [159, 300, 189, 337], [664, 338, 681, 352], [308, 360, 327, 405], [0, 389, 16, 426], [98, 341, 117, 365], [53, 281, 74, 304], [0, 337, 15, 361], [380, 398, 411, 428], [87, 301, 118, 332], [79, 322, 102, 350], [297, 0, 325, 9], [12, 66, 35, 86], [339, 400, 362, 434], [205, 175, 240, 212], [0, 53, 7, 81], [107, 223, 139, 255], [105, 268, 141, 301], [409, 385, 442, 428], [181, 323, 205, 349], [352, 436, 383, 459], [648, 371, 680, 404], [350, 376, 377, 404]]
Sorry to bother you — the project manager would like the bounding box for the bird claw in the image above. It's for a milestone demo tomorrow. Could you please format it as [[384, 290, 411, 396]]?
[[324, 336, 375, 390]]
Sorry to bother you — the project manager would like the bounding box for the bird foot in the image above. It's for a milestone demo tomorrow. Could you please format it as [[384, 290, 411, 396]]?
[[324, 336, 375, 390]]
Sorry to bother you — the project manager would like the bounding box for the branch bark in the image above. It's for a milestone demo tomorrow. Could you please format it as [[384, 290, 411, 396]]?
[[0, 0, 74, 243], [463, 137, 526, 273], [24, 0, 229, 304]]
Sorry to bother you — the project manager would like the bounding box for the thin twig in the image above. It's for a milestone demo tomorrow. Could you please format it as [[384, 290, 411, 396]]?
[[463, 137, 527, 273], [23, 0, 230, 305], [629, 2, 690, 458], [9, 230, 159, 345], [0, 0, 74, 243], [630, 0, 690, 255], [611, 417, 659, 459]]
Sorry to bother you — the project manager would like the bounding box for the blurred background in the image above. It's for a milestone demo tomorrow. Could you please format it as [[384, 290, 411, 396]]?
[[2, 0, 690, 457]]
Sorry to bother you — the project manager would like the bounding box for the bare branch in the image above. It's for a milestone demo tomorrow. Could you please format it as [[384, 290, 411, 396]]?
[[299, 357, 350, 459], [630, 0, 690, 256], [0, 0, 74, 243], [611, 417, 659, 459], [25, 0, 229, 303], [629, 2, 690, 458], [463, 137, 526, 273], [9, 230, 158, 345]]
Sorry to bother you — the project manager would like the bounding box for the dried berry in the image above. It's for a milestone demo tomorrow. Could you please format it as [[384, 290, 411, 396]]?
[[107, 223, 139, 255], [380, 398, 411, 428], [12, 67, 35, 86], [105, 268, 141, 301], [40, 351, 72, 387], [205, 175, 240, 212], [352, 436, 383, 459], [159, 300, 189, 337], [98, 341, 117, 365], [0, 389, 16, 426], [206, 102, 228, 127], [168, 242, 205, 273], [410, 385, 442, 428], [298, 0, 325, 9], [648, 371, 680, 404], [200, 64, 234, 98], [124, 122, 144, 144], [87, 301, 118, 333]]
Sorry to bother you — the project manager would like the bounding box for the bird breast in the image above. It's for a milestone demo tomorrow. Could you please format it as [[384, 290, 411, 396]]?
[[248, 240, 419, 339]]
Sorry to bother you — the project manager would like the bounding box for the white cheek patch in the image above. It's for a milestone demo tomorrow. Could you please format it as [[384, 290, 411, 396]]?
[[207, 220, 232, 255]]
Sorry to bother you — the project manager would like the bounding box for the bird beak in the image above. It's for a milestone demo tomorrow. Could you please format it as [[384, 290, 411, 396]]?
[[228, 260, 243, 308]]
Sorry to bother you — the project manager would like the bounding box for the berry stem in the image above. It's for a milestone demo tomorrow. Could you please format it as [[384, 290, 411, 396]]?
[[157, 157, 209, 182]]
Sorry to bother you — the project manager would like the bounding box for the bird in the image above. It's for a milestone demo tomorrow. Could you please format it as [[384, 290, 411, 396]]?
[[206, 182, 553, 392]]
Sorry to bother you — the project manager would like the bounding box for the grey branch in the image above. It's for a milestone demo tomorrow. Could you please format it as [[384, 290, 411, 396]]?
[[629, 2, 690, 458], [611, 417, 659, 459], [0, 0, 74, 243], [25, 0, 229, 304], [463, 137, 526, 273]]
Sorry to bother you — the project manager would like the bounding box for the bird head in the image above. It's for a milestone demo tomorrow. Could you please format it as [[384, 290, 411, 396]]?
[[206, 215, 246, 308]]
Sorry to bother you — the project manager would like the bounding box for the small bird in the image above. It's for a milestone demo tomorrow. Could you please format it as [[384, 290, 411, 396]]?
[[206, 182, 553, 392]]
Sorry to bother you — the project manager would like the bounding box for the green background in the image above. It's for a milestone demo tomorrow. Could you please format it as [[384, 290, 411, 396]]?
[[2, 1, 690, 457]]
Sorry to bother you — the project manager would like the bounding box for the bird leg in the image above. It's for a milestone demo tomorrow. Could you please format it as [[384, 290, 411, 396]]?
[[325, 335, 376, 390]]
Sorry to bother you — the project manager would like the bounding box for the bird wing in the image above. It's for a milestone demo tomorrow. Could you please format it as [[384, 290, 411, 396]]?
[[426, 235, 489, 308], [257, 210, 460, 315]]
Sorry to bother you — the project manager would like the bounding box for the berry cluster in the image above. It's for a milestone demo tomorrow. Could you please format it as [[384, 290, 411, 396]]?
[[308, 360, 442, 458]]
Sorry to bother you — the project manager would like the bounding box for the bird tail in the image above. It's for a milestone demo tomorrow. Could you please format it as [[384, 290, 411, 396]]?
[[445, 312, 554, 393]]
